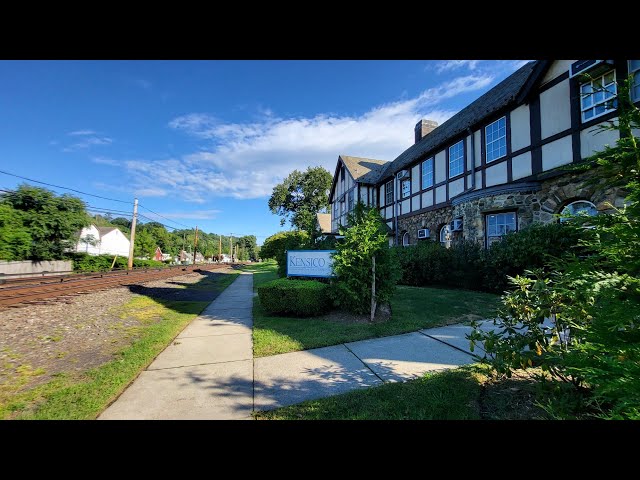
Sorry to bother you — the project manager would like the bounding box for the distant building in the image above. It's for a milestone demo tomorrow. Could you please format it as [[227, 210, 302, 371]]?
[[153, 246, 163, 262], [76, 225, 130, 257]]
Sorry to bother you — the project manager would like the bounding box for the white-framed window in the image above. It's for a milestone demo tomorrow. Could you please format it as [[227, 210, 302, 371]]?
[[422, 157, 434, 189], [580, 70, 617, 122], [486, 212, 517, 246], [402, 232, 410, 247], [348, 189, 354, 211], [401, 179, 411, 199], [385, 179, 394, 205], [485, 116, 507, 163], [448, 140, 464, 178], [560, 200, 598, 222], [630, 60, 640, 102], [439, 224, 451, 247]]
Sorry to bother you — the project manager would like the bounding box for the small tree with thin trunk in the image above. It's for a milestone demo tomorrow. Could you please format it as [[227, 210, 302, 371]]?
[[330, 203, 400, 316]]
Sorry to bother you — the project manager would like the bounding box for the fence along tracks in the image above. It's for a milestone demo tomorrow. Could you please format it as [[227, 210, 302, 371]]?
[[0, 264, 232, 308]]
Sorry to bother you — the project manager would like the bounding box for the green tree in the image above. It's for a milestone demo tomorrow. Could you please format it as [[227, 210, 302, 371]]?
[[261, 230, 309, 276], [0, 184, 90, 260], [133, 229, 156, 258], [469, 77, 640, 419], [330, 203, 400, 315], [268, 166, 332, 234], [0, 203, 32, 260]]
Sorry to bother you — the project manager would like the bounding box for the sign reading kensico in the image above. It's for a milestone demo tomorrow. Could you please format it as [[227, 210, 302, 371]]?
[[286, 250, 336, 278]]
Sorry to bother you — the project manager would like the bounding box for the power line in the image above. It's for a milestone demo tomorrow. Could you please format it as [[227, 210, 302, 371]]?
[[0, 169, 132, 205], [137, 213, 186, 231], [138, 204, 192, 229]]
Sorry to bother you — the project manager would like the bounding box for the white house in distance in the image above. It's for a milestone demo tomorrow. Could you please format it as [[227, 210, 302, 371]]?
[[76, 225, 131, 257]]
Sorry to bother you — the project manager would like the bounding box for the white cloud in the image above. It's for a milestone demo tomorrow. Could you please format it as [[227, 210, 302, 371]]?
[[63, 135, 112, 152], [91, 156, 120, 166], [122, 73, 495, 201], [68, 129, 97, 136], [434, 60, 480, 74]]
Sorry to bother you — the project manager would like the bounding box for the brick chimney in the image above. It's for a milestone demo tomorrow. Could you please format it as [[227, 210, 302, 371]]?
[[414, 119, 438, 143]]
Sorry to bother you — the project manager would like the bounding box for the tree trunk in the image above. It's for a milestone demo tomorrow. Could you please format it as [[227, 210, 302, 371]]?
[[370, 255, 376, 322]]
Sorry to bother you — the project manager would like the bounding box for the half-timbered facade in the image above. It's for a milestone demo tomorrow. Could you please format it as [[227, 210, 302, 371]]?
[[328, 60, 635, 247]]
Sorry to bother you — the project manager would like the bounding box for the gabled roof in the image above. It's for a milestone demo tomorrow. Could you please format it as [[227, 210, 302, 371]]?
[[340, 155, 389, 184], [329, 155, 389, 203], [316, 213, 331, 234], [379, 60, 542, 180], [97, 227, 119, 237]]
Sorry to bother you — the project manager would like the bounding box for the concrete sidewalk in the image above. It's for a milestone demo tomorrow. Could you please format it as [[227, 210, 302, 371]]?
[[99, 271, 255, 420], [100, 270, 493, 419]]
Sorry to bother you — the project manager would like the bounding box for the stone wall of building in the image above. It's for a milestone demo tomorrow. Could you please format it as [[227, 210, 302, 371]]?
[[396, 168, 626, 246], [396, 206, 453, 245]]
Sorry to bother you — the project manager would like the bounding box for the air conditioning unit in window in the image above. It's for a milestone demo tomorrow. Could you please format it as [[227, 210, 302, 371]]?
[[396, 170, 410, 180], [569, 60, 614, 78], [450, 218, 463, 232], [417, 228, 430, 239]]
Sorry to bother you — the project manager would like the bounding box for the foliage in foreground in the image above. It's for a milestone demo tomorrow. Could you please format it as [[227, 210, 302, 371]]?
[[330, 204, 400, 315], [258, 278, 332, 317], [469, 77, 640, 419]]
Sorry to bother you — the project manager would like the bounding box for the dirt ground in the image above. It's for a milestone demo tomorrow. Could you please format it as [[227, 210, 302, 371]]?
[[0, 267, 237, 398]]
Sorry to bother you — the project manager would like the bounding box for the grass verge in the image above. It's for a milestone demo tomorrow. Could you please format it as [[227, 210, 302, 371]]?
[[255, 365, 583, 420], [247, 262, 499, 357], [0, 272, 239, 420]]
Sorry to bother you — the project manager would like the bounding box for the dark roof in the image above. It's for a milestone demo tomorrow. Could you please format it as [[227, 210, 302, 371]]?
[[97, 227, 118, 237], [340, 155, 389, 184], [379, 60, 540, 180]]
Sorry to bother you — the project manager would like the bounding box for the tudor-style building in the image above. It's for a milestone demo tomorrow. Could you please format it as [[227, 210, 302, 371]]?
[[327, 60, 638, 247]]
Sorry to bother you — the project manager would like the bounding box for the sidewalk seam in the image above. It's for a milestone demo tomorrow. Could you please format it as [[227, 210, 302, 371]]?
[[342, 343, 386, 384], [417, 330, 474, 357]]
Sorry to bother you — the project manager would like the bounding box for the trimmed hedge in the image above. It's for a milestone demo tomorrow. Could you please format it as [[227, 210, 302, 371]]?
[[395, 223, 585, 293], [258, 278, 331, 317]]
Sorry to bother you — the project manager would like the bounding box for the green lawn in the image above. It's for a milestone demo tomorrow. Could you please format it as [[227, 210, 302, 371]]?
[[245, 262, 499, 357], [255, 365, 572, 420], [1, 272, 239, 420]]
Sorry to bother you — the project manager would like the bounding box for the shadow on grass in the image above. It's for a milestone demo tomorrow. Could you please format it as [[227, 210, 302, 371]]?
[[125, 269, 241, 314]]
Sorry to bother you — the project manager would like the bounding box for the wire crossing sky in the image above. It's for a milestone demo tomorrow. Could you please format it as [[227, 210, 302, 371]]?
[[0, 60, 528, 243]]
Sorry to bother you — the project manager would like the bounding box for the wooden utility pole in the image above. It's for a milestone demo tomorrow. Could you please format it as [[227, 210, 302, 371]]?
[[230, 234, 233, 262], [127, 198, 138, 270], [192, 226, 198, 265], [218, 236, 222, 261]]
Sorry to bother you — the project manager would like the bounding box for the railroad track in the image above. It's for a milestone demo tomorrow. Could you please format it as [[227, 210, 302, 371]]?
[[0, 264, 236, 308]]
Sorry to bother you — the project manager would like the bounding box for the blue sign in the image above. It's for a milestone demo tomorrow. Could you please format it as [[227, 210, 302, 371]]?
[[286, 250, 336, 278]]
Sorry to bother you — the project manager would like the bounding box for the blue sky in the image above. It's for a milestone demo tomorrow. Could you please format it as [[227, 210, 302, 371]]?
[[0, 59, 529, 244]]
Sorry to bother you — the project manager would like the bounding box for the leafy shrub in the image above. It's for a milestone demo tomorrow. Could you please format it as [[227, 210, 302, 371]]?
[[330, 204, 400, 315], [258, 278, 331, 316], [470, 79, 640, 419], [260, 230, 310, 277], [69, 252, 165, 272], [394, 223, 583, 293], [483, 223, 584, 293], [394, 240, 452, 287]]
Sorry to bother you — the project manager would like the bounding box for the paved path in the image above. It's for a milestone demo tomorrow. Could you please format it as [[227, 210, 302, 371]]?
[[100, 271, 492, 419], [99, 271, 254, 420]]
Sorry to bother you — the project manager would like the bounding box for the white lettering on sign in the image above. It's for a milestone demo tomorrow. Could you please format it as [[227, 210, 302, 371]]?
[[286, 250, 336, 278]]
